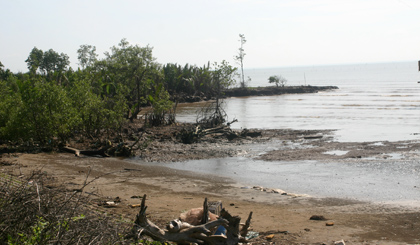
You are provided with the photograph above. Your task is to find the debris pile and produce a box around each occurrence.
[129,195,255,245]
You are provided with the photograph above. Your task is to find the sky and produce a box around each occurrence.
[1,0,420,72]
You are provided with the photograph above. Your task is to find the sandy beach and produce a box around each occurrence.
[2,127,420,244]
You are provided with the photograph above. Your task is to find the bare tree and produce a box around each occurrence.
[235,34,247,88]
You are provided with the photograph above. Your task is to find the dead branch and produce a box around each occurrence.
[62,146,110,157]
[201,197,209,225]
[240,211,253,237]
[131,195,253,245]
[131,194,227,244]
[226,119,238,126]
[220,208,241,244]
[179,123,239,144]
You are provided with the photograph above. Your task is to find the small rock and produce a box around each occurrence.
[265,234,275,240]
[310,215,327,221]
[326,222,334,226]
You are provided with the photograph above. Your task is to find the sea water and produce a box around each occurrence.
[176,61,420,142]
[145,61,420,205]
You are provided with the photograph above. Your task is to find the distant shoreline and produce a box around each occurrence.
[223,85,339,97]
[176,85,339,103]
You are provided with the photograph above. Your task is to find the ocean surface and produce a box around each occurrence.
[136,61,420,205]
[176,61,420,142]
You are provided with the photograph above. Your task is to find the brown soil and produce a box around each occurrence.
[1,125,420,244]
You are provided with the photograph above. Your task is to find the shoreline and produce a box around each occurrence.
[174,85,338,103]
[133,149,420,208]
[2,126,420,244]
[224,85,339,97]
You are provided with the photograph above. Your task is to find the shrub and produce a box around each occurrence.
[0,171,129,244]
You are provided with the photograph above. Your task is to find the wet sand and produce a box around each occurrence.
[150,155,420,206]
[3,134,420,245]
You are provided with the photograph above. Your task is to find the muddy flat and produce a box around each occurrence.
[2,128,420,244]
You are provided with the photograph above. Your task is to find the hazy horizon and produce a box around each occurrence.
[2,0,420,73]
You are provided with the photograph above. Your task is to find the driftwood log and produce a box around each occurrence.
[130,194,252,245]
[61,141,133,157]
[62,146,110,157]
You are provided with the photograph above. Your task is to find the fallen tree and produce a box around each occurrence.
[179,119,239,144]
[129,194,253,244]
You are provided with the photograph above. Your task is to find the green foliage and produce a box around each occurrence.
[68,79,114,137]
[0,78,21,140]
[7,215,85,244]
[268,75,287,87]
[77,44,98,69]
[9,216,49,244]
[25,47,44,75]
[163,61,238,100]
[148,83,173,115]
[1,172,128,244]
[25,48,70,76]
[212,60,237,91]
[146,83,174,126]
[195,61,237,128]
[25,47,70,83]
[0,61,13,81]
[162,63,196,95]
[0,38,241,145]
[102,39,161,120]
[14,78,75,142]
[0,75,127,144]
[40,49,70,76]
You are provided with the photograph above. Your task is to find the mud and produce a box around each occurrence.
[133,124,420,163]
[2,125,420,244]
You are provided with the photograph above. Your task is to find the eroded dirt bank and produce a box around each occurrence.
[2,127,420,244]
